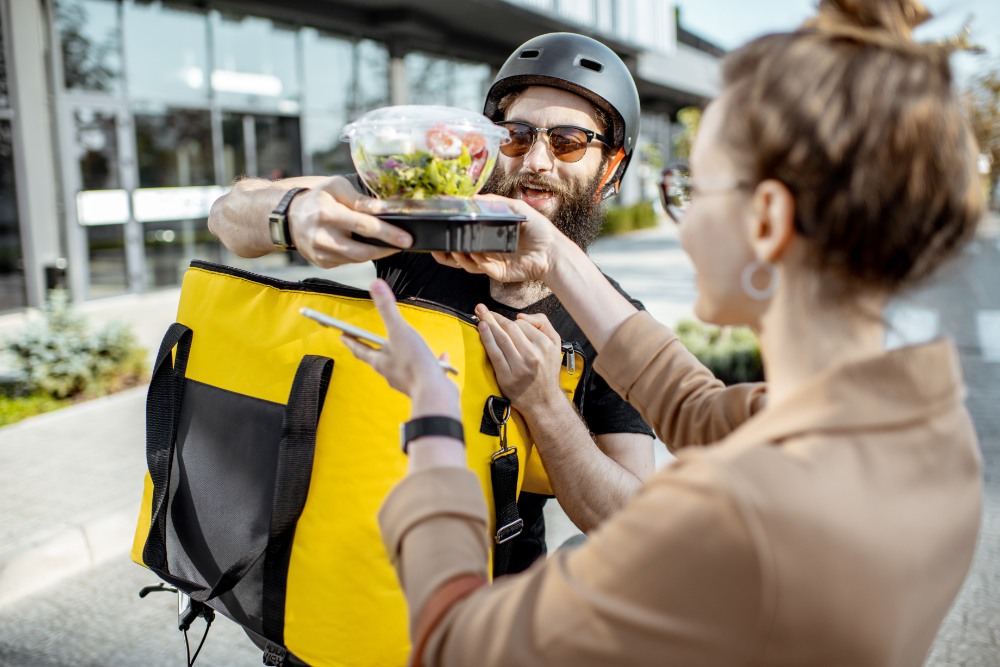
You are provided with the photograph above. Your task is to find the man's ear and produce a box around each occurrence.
[747,179,796,263]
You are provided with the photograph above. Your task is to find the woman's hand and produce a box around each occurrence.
[431,196,563,283]
[342,280,459,416]
[476,306,566,414]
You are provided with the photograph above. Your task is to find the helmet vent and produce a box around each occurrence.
[519,49,541,59]
[576,57,604,73]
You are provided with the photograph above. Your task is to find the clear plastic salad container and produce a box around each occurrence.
[340,105,510,202]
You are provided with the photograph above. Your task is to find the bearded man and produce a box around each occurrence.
[208,32,655,574]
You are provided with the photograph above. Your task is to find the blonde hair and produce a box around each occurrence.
[720,0,984,299]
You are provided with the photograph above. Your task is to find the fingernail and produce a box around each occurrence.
[395,234,411,247]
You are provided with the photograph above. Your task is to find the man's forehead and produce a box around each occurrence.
[508,86,596,113]
[504,86,602,127]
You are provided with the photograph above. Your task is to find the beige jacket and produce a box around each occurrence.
[379,312,982,666]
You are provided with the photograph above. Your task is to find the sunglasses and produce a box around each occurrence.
[660,161,755,224]
[497,121,613,163]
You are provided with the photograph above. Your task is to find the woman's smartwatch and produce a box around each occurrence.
[400,416,465,455]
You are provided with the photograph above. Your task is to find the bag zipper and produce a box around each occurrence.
[190,260,479,325]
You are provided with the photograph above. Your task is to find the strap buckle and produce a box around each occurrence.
[495,518,524,544]
[262,641,288,666]
[487,396,515,460]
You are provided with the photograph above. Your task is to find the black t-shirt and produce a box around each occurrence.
[375,252,654,572]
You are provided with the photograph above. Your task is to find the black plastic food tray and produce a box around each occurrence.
[354,213,522,253]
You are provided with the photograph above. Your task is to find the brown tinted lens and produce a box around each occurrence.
[498,123,534,157]
[549,127,589,162]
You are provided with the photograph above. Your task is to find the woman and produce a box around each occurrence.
[342,1,985,664]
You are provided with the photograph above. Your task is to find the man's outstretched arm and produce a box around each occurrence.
[208,175,413,267]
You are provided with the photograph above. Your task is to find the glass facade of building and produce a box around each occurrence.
[0,2,25,311]
[50,0,492,301]
[0,0,701,310]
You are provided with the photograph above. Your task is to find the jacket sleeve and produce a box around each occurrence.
[379,467,490,629]
[380,457,765,667]
[593,311,766,450]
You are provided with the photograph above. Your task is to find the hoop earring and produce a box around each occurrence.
[741,261,777,300]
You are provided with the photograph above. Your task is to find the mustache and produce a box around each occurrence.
[493,170,572,198]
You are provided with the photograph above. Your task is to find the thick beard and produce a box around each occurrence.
[481,164,606,251]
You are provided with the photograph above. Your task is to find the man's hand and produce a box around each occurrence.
[476,306,566,413]
[431,196,563,283]
[289,176,414,268]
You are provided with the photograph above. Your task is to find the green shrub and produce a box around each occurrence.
[675,319,764,386]
[4,289,148,400]
[632,200,657,230]
[600,200,659,237]
[602,205,634,236]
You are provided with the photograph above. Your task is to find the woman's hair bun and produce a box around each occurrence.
[807,0,931,41]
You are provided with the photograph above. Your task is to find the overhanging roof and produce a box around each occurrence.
[201,0,723,115]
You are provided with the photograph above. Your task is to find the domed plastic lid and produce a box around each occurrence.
[341,105,509,150]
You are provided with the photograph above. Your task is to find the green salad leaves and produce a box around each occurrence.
[356,128,494,199]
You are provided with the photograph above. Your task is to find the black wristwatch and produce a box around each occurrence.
[400,416,465,455]
[268,187,310,250]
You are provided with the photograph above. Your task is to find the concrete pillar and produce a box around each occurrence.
[6,0,64,307]
[389,55,409,106]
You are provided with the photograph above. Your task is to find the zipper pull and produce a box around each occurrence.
[561,342,577,375]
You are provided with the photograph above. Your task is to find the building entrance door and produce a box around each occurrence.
[221,112,302,182]
[65,103,142,298]
[0,118,26,311]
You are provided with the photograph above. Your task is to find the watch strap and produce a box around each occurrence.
[401,416,465,455]
[269,187,309,250]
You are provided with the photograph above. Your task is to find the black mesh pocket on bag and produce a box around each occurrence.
[165,379,284,632]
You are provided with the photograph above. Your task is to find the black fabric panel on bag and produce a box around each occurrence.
[144,323,193,574]
[262,355,334,645]
[165,379,286,632]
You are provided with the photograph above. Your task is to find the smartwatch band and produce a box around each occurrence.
[401,416,465,455]
[268,187,310,250]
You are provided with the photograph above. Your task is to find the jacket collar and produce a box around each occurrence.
[727,338,965,446]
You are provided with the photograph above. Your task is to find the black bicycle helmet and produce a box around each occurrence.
[484,32,641,201]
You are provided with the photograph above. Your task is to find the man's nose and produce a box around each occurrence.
[521,134,554,173]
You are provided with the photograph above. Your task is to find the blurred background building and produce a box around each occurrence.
[0,0,724,311]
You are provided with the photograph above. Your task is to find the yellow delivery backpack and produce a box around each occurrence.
[131,260,584,666]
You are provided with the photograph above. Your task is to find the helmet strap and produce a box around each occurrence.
[596,148,627,202]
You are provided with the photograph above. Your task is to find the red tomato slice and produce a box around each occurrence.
[469,153,487,183]
[463,132,486,157]
[426,128,463,159]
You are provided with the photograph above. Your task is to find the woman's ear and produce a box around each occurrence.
[748,179,796,263]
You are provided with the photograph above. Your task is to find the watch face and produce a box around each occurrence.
[270,187,309,249]
[269,215,288,248]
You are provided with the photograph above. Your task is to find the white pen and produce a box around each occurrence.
[300,307,459,376]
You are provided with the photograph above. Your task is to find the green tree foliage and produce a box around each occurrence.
[673,107,702,160]
[964,69,1000,208]
[964,68,1000,210]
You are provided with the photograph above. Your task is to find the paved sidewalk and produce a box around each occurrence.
[0,217,997,665]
